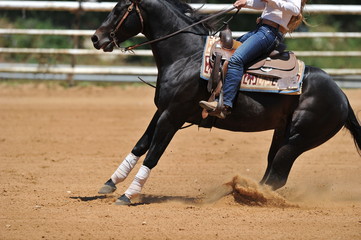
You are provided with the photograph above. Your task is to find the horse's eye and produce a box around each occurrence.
[113,6,123,16]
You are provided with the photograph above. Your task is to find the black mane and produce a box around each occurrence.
[164,0,220,32]
[165,0,194,14]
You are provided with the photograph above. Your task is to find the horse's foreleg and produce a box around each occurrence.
[131,111,161,157]
[98,111,160,194]
[116,110,185,205]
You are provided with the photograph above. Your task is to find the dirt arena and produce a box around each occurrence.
[0,83,360,240]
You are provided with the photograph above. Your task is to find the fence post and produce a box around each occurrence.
[67,0,83,86]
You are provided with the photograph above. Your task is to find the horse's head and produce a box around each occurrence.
[91,0,144,52]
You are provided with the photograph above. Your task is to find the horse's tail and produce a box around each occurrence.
[344,99,361,156]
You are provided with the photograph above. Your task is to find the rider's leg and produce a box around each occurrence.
[223,25,280,108]
[200,25,281,118]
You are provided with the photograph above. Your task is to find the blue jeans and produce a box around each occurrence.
[223,25,283,108]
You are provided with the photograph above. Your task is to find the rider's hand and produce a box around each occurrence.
[233,0,247,9]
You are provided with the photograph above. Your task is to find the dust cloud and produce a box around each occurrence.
[202,175,295,207]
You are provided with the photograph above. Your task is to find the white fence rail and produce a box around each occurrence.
[2,64,361,76]
[1,48,360,58]
[2,29,361,39]
[1,1,361,87]
[0,64,158,75]
[1,1,361,14]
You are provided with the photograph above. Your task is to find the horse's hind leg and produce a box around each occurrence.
[98,111,160,194]
[263,107,347,190]
[260,121,290,185]
[263,119,347,190]
[262,69,351,190]
[262,143,303,189]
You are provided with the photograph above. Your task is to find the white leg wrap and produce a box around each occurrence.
[124,165,151,199]
[111,153,140,184]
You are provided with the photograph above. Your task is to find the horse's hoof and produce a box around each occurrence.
[114,194,131,206]
[98,179,117,194]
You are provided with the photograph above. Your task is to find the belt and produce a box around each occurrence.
[261,19,287,34]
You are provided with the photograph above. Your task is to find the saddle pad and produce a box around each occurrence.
[200,36,219,81]
[240,60,305,95]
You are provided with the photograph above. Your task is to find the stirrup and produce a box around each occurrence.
[208,104,231,119]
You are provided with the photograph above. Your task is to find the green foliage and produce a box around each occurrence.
[11,19,72,49]
[1,0,361,69]
[1,18,73,63]
[285,8,361,69]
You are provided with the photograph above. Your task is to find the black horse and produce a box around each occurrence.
[91,0,361,204]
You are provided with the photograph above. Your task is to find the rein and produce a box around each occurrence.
[109,3,238,131]
[110,2,237,51]
[110,2,144,48]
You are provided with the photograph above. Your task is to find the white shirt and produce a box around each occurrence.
[245,0,301,30]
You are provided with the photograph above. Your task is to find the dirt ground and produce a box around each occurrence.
[0,83,360,240]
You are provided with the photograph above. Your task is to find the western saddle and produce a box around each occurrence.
[205,27,300,116]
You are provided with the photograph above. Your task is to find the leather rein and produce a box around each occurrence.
[109,1,237,51]
[109,2,237,130]
[110,2,144,48]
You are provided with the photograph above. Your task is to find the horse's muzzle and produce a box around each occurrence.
[91,33,114,52]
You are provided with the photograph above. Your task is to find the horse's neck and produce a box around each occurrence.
[142,2,206,70]
[149,34,204,71]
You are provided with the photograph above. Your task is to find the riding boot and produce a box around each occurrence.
[199,100,231,119]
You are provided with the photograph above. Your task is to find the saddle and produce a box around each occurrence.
[207,27,299,93]
[202,27,304,119]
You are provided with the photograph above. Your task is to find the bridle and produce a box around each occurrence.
[109,1,237,51]
[110,1,144,48]
[106,1,239,130]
